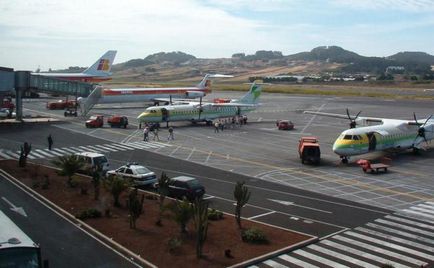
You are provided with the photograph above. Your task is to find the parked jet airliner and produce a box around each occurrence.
[32,50,117,83]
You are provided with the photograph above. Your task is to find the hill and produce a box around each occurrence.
[52,47,434,82]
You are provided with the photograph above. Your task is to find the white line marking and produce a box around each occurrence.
[344,231,431,263]
[0,151,12,159]
[295,249,350,268]
[205,151,212,163]
[186,148,195,161]
[248,211,275,220]
[321,239,410,268]
[309,244,378,268]
[301,103,326,134]
[366,222,434,245]
[375,218,434,237]
[278,254,320,268]
[169,145,181,156]
[43,149,63,156]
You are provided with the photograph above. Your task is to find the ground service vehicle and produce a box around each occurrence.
[276,120,294,130]
[298,137,321,164]
[64,107,78,117]
[46,100,77,110]
[106,163,157,187]
[85,115,104,128]
[75,152,110,174]
[167,176,205,200]
[107,115,128,128]
[357,159,390,173]
[0,210,47,268]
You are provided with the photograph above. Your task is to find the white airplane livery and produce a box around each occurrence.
[32,50,117,83]
[304,109,434,163]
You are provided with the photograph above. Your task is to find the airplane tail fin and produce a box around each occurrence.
[83,50,117,76]
[235,83,262,104]
[196,74,233,89]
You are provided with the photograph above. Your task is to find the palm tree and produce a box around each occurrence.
[52,155,85,187]
[104,174,130,207]
[156,172,171,226]
[234,181,251,229]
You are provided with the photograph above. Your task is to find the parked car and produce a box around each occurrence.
[46,99,77,110]
[0,108,15,119]
[167,176,205,200]
[85,115,104,128]
[107,115,128,128]
[74,152,110,174]
[276,120,294,130]
[106,163,157,188]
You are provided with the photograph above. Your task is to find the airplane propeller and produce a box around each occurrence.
[346,108,362,128]
[412,113,433,146]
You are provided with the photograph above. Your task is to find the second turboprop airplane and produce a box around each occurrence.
[304,109,434,163]
[137,83,262,125]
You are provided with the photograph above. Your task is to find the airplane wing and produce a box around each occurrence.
[211,102,259,107]
[303,111,384,123]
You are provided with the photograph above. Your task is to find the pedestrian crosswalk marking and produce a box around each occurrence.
[28,151,45,158]
[0,151,12,159]
[375,218,434,237]
[94,144,117,152]
[278,254,320,268]
[400,209,434,221]
[356,226,434,254]
[43,149,63,157]
[385,214,434,231]
[308,244,377,268]
[321,239,409,268]
[263,260,286,268]
[295,250,350,268]
[344,231,431,263]
[366,222,434,245]
[253,202,434,268]
[0,142,173,161]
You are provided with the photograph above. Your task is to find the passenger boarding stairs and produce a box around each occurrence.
[79,86,102,116]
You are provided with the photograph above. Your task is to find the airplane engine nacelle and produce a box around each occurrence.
[185,91,206,98]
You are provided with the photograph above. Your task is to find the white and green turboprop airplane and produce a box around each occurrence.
[304,109,434,163]
[137,83,262,125]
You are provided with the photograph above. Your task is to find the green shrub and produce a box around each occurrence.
[41,175,50,189]
[168,237,182,254]
[208,208,224,221]
[241,228,268,244]
[76,208,102,220]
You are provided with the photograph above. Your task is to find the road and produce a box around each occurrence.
[0,173,140,268]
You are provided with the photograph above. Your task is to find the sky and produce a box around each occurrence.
[1,0,434,71]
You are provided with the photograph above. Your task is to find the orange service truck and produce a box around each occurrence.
[298,137,321,165]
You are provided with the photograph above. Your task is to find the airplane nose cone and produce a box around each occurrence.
[332,141,346,156]
[137,112,147,122]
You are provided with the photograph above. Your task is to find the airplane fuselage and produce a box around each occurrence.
[333,120,434,157]
[99,87,210,104]
[138,103,255,123]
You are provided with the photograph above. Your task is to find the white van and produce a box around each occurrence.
[74,152,110,174]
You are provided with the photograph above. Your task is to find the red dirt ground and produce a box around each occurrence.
[0,160,312,267]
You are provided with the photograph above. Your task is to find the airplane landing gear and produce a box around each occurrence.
[341,156,349,164]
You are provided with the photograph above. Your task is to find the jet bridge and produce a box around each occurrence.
[0,68,97,120]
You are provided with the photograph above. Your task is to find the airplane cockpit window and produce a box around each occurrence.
[343,135,352,140]
[353,135,359,140]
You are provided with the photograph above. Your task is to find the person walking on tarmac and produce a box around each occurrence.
[143,127,149,142]
[167,126,174,140]
[152,128,160,141]
[214,121,220,133]
[47,134,53,150]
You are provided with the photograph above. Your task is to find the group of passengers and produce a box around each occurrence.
[213,115,247,133]
[142,122,174,141]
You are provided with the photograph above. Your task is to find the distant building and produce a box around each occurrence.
[386,66,405,74]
